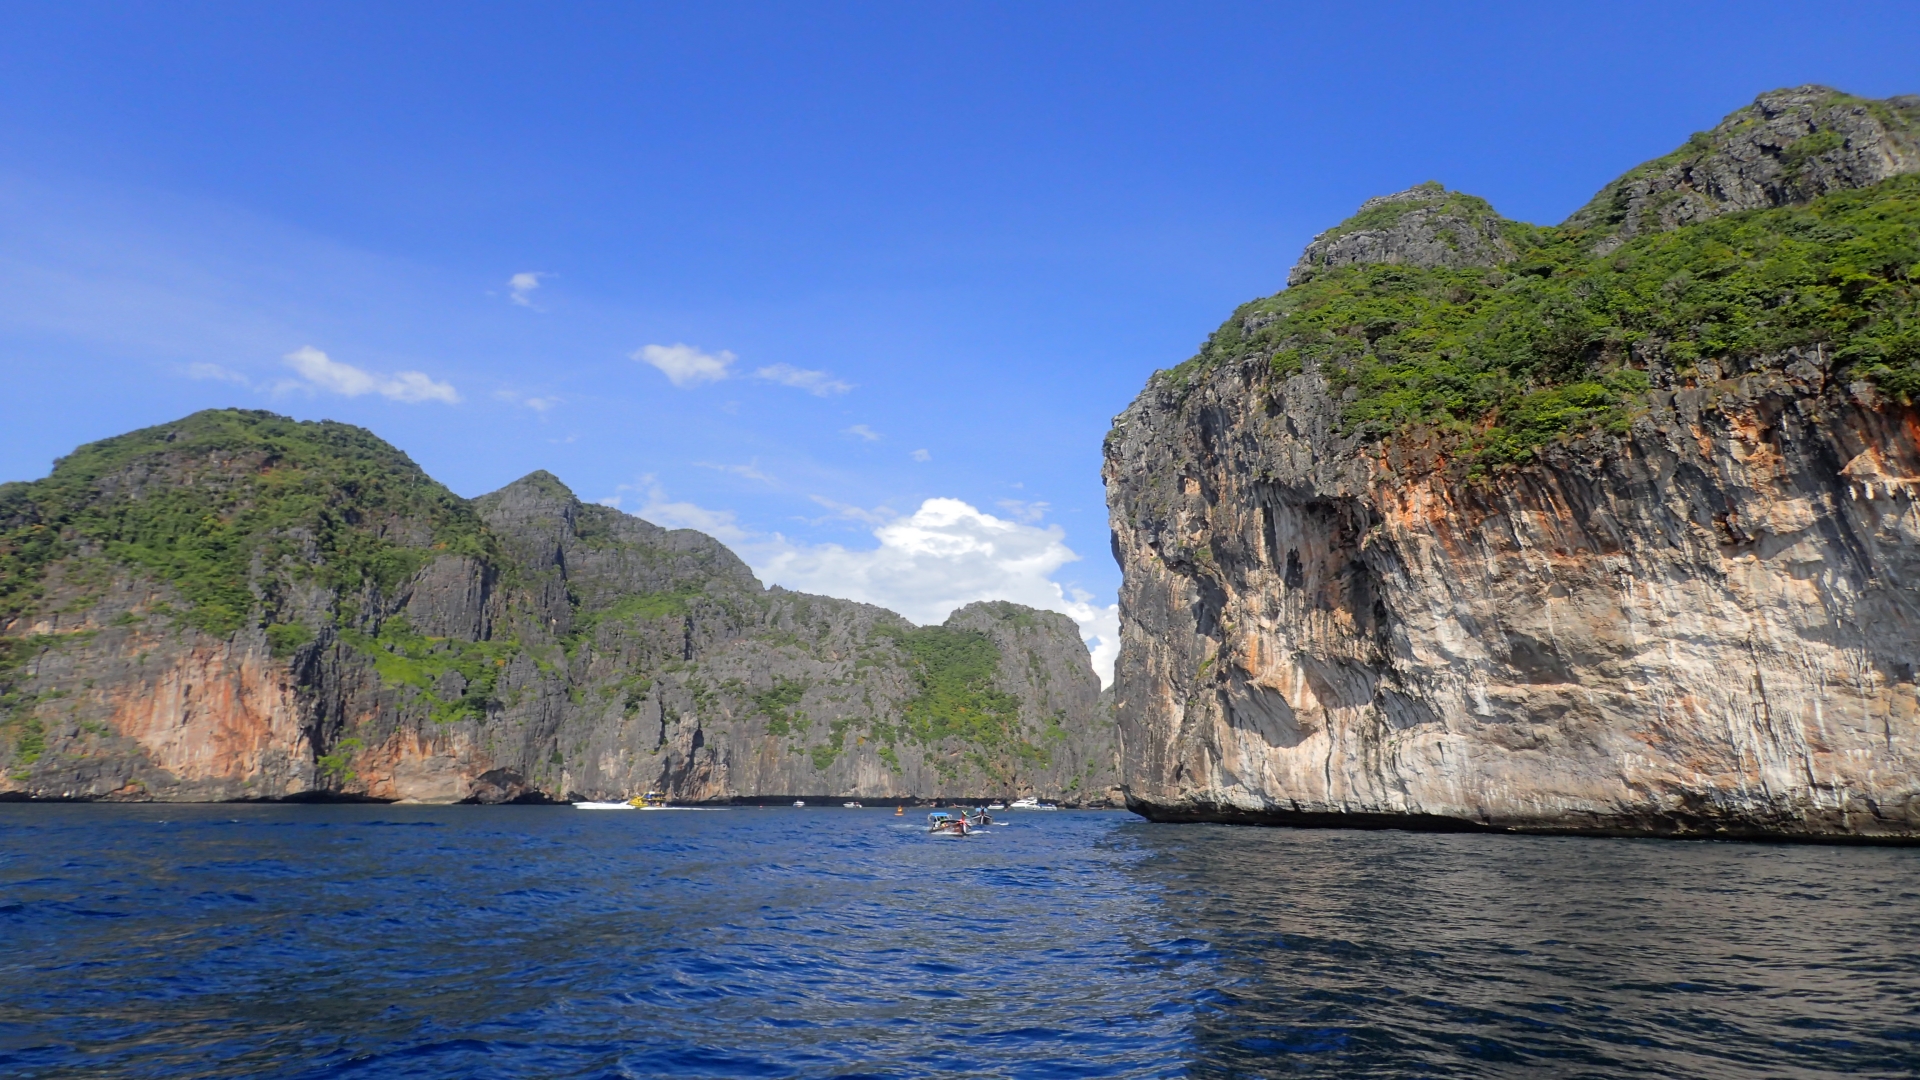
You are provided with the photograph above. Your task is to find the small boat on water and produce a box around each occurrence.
[1008,797,1059,811]
[894,806,904,816]
[843,801,863,808]
[926,811,975,837]
[987,803,1006,811]
[794,800,806,808]
[576,790,670,810]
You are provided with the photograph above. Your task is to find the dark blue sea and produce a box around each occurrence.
[2,805,1917,1079]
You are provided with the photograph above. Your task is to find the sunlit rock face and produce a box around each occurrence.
[1104,88,1920,841]
[0,415,1118,806]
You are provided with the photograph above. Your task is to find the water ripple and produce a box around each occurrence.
[1,805,1917,1077]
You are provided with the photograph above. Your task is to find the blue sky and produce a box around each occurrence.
[2,2,1916,681]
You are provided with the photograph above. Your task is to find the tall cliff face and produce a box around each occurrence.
[1105,88,1920,840]
[0,412,1117,804]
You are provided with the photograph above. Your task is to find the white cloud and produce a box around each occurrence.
[598,476,750,544]
[508,271,547,308]
[636,342,734,388]
[754,363,853,396]
[494,389,560,413]
[911,448,930,462]
[843,424,882,441]
[996,499,1050,523]
[283,346,460,404]
[746,497,1118,686]
[808,494,894,525]
[646,498,749,543]
[697,459,773,483]
[186,362,250,385]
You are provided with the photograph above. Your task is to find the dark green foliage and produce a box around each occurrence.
[265,621,314,658]
[1568,88,1920,235]
[879,625,1048,779]
[339,617,516,724]
[620,675,653,716]
[755,677,809,737]
[316,737,363,783]
[0,409,491,635]
[968,600,1039,629]
[1179,175,1920,466]
[1313,181,1536,252]
[753,677,807,716]
[0,636,28,717]
[579,589,701,631]
[5,701,46,775]
[808,740,842,771]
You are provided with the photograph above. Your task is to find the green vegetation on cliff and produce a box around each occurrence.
[1567,90,1920,236]
[339,617,516,724]
[877,625,1046,780]
[0,409,490,635]
[1314,181,1532,250]
[1178,174,1920,467]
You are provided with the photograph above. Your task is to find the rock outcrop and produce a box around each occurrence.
[1105,88,1920,841]
[0,412,1118,804]
[1568,85,1920,251]
[1287,182,1523,286]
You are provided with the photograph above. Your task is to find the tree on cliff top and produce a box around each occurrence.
[1164,86,1920,472]
[0,408,489,635]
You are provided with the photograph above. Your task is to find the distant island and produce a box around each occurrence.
[0,410,1118,804]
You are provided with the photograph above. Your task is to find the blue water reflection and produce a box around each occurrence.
[1,804,1915,1078]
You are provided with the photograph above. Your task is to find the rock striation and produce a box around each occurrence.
[0,412,1117,804]
[1105,87,1920,841]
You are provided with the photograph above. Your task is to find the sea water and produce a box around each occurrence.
[1,804,1916,1078]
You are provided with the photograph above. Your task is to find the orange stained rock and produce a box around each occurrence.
[108,640,306,785]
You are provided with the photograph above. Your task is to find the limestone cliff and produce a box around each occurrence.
[1105,87,1920,840]
[0,411,1117,804]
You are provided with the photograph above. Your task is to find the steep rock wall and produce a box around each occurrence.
[1105,87,1920,840]
[1107,349,1919,839]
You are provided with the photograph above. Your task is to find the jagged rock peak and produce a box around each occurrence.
[474,470,578,515]
[1287,181,1524,287]
[1566,85,1920,249]
[472,469,584,556]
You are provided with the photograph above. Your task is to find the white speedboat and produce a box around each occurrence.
[843,801,862,808]
[1008,797,1058,811]
[793,800,806,807]
[987,803,1006,811]
[576,790,670,810]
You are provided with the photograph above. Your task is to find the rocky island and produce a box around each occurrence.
[1105,86,1920,840]
[0,410,1118,804]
